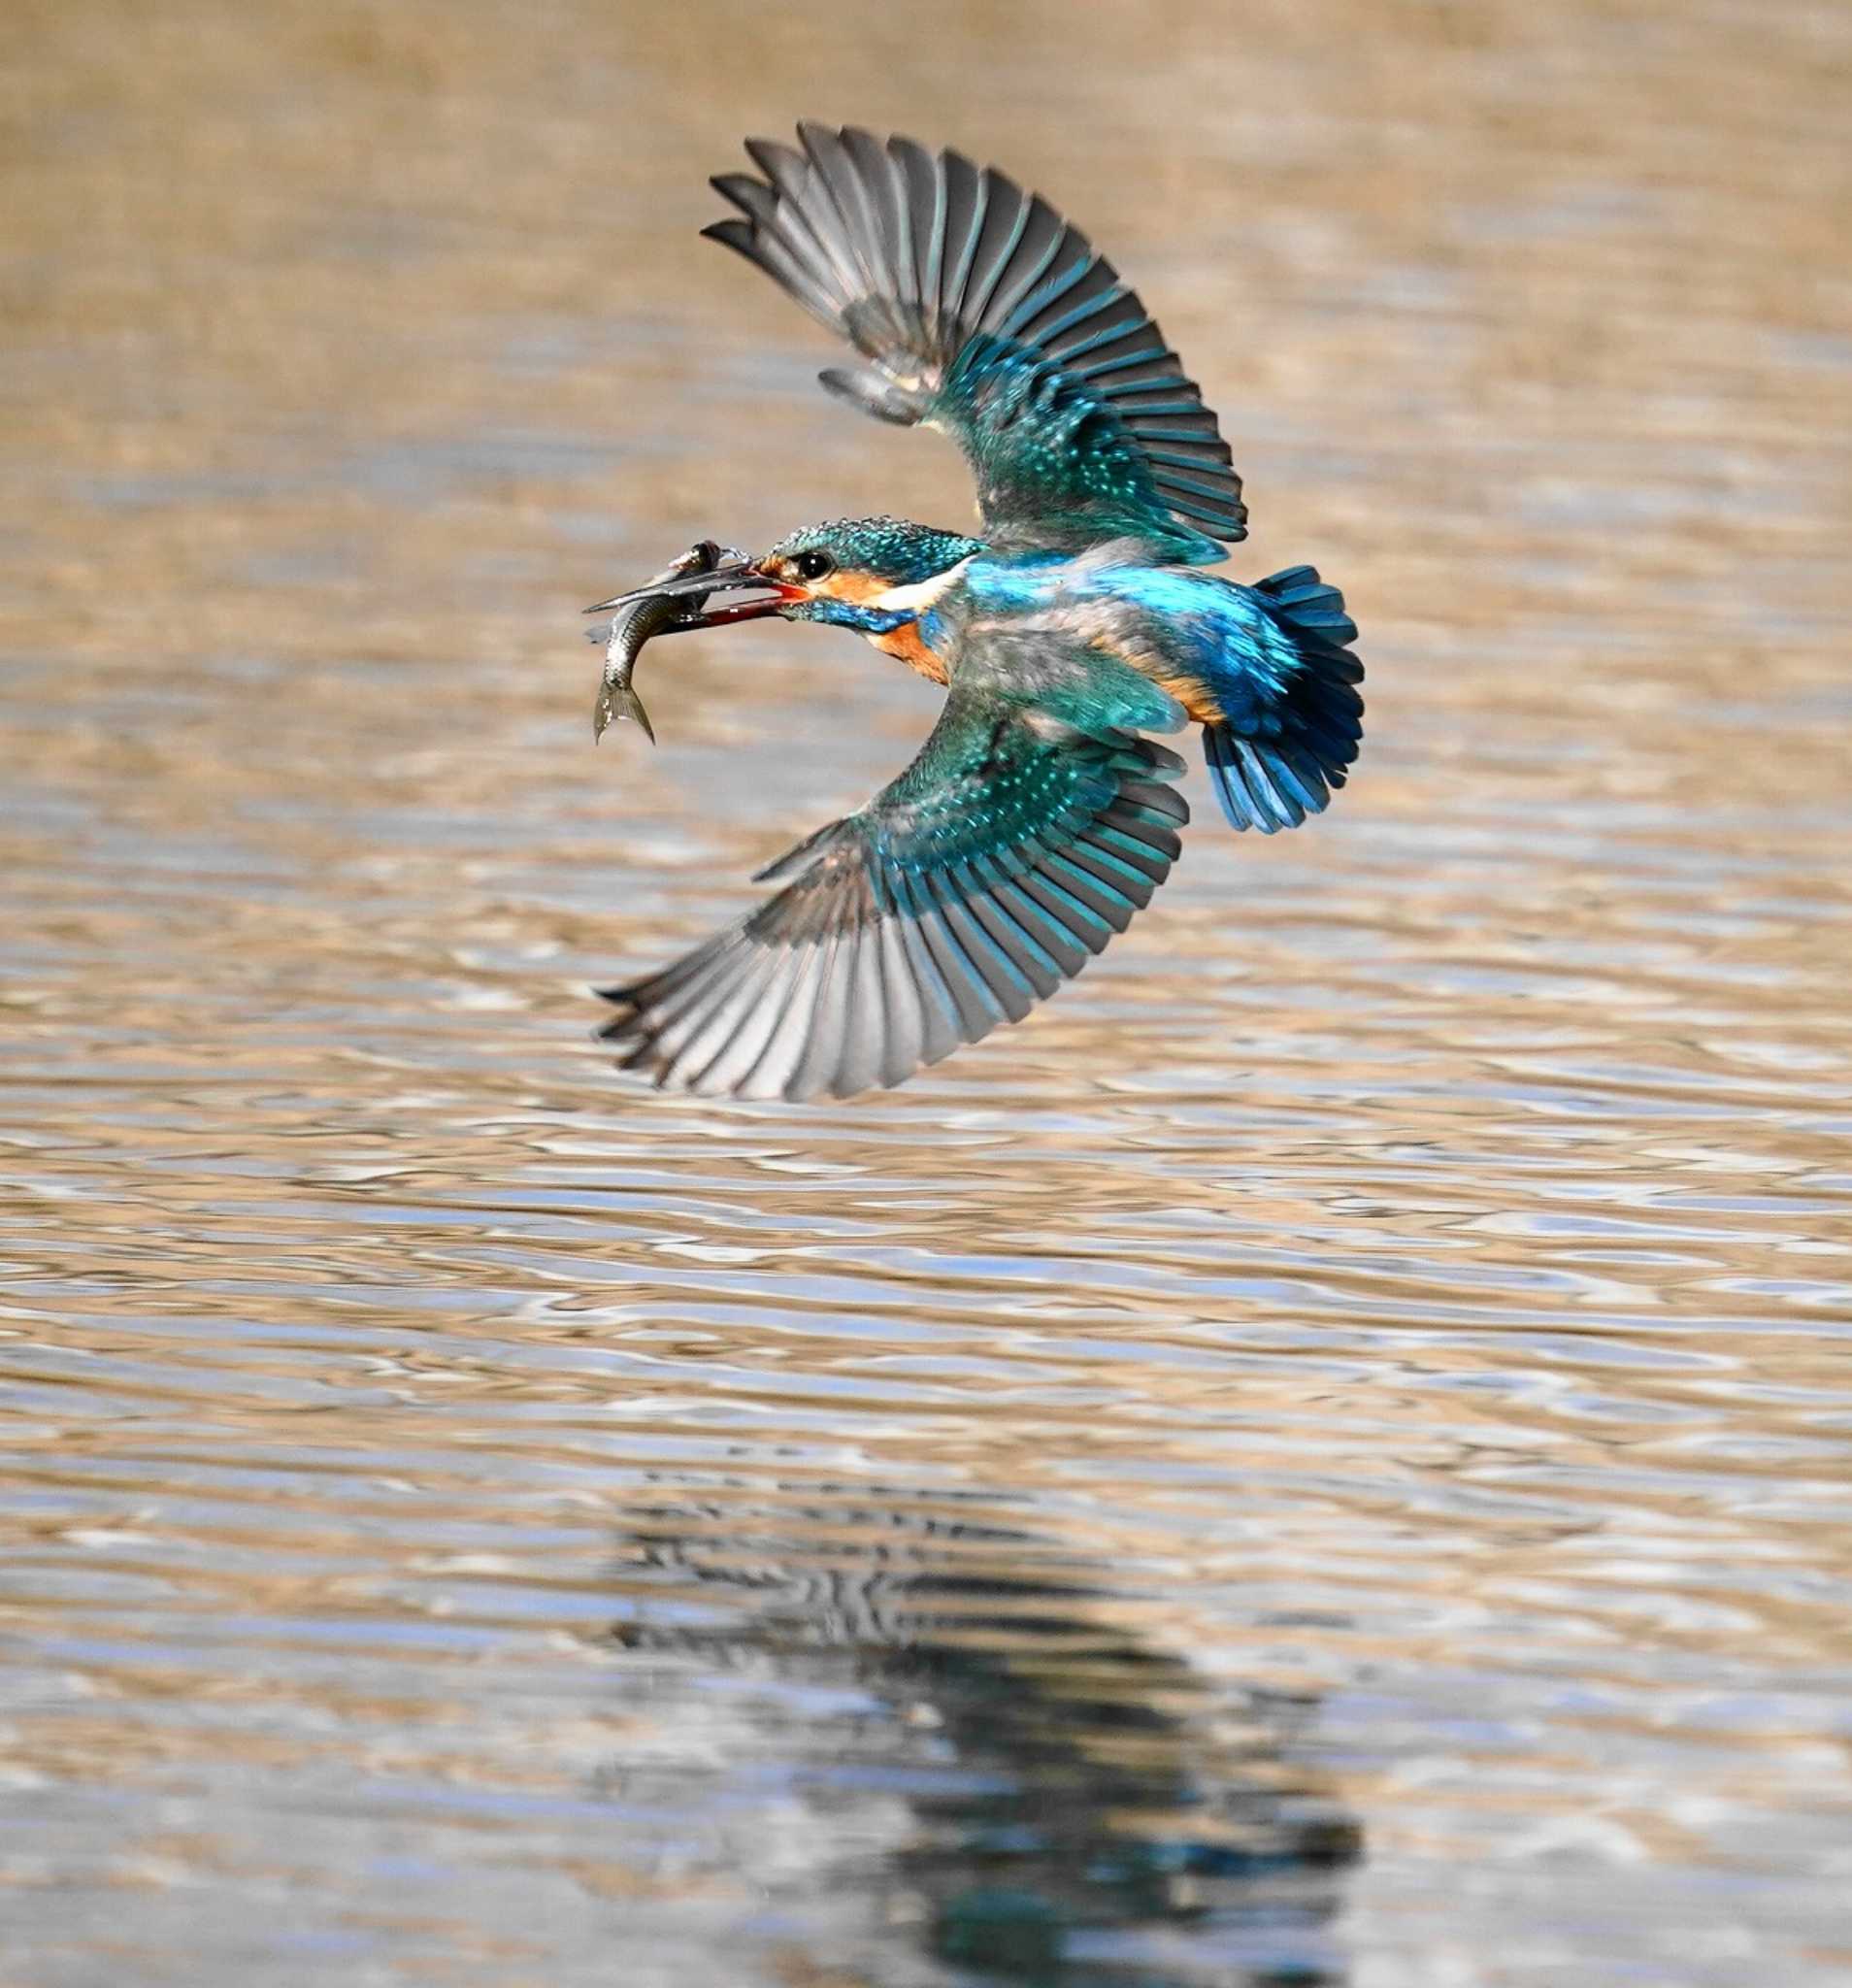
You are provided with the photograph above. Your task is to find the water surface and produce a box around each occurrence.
[4,3,1851,1983]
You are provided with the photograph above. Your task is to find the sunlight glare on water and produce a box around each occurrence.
[2,2,1850,1983]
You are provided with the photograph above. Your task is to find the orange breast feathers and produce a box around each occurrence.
[1146,667,1225,725]
[961,590,1228,726]
[870,618,949,684]
[1081,626,1226,725]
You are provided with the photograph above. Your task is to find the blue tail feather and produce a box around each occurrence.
[1205,566,1363,834]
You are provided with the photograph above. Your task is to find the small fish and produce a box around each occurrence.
[591,540,746,745]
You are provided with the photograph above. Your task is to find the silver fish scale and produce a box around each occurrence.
[592,541,747,743]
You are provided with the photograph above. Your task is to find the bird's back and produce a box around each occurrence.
[938,546,1294,707]
[926,545,1363,835]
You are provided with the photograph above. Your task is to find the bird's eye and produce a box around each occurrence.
[793,549,835,582]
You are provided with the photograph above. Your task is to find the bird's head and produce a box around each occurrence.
[754,516,981,618]
[587,517,980,637]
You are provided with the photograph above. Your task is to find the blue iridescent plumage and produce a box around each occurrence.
[593,127,1365,1100]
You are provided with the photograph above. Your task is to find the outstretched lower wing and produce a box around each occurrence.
[704,123,1245,555]
[598,665,1190,1102]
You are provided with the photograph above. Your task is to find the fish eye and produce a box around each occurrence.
[793,549,835,582]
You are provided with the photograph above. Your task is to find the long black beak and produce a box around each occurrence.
[582,561,792,617]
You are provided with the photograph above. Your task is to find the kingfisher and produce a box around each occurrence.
[586,124,1363,1102]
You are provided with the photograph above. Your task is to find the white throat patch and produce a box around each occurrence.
[872,554,974,613]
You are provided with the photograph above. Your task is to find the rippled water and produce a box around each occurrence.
[5,3,1851,1983]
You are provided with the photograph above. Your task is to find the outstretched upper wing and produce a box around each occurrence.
[597,641,1191,1102]
[704,123,1245,554]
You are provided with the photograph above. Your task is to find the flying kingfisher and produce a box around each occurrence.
[586,124,1363,1102]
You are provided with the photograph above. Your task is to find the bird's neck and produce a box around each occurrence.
[868,617,949,685]
[790,593,947,683]
[860,553,972,684]
[798,555,974,686]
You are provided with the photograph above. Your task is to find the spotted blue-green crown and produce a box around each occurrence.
[768,516,981,585]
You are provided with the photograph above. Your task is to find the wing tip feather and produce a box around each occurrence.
[595,704,1189,1102]
[701,122,1245,545]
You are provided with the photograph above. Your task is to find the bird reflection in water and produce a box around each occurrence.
[606,1486,1360,1985]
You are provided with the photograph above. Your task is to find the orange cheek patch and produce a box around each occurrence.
[816,570,887,606]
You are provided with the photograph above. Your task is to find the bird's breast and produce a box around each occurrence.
[1141,663,1225,725]
[966,583,1229,725]
[868,620,949,685]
